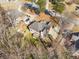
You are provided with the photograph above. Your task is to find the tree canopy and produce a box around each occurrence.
[50,0,64,4]
[36,0,46,12]
[50,0,65,13]
[53,3,65,13]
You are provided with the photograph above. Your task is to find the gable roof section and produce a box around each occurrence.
[29,22,39,32]
[35,12,52,21]
[29,21,52,32]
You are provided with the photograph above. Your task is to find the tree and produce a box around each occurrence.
[36,0,46,12]
[50,0,64,4]
[53,3,65,13]
[50,0,65,13]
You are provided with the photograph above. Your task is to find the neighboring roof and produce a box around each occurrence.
[63,12,79,25]
[64,3,76,12]
[71,13,79,19]
[69,13,79,25]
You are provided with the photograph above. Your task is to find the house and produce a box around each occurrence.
[21,14,52,38]
[69,32,79,56]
